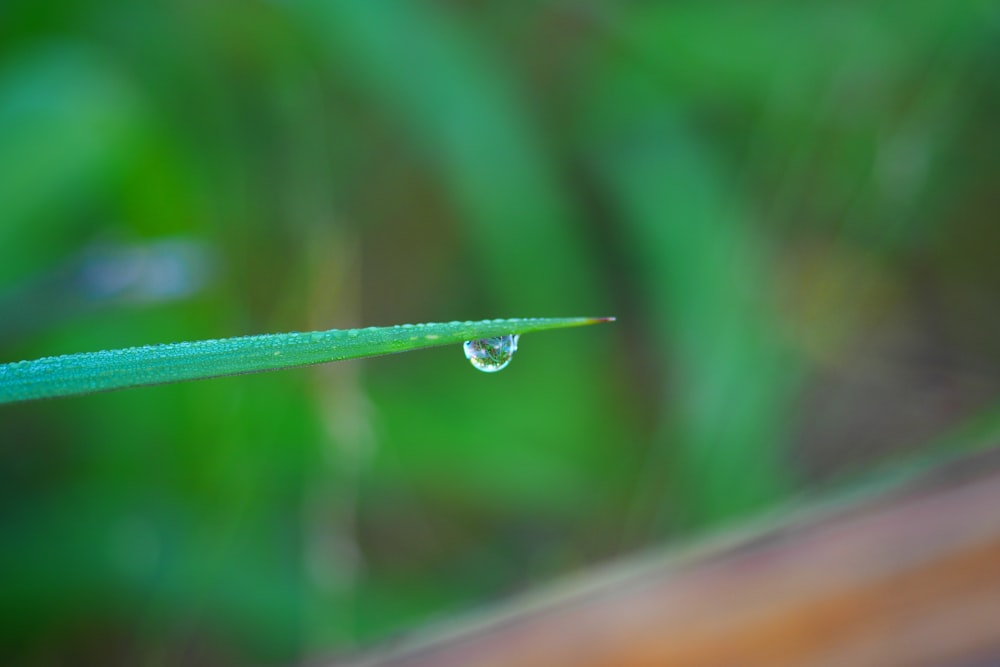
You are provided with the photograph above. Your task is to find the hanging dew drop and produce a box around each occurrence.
[463,334,519,373]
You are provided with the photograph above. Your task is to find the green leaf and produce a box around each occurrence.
[0,317,613,404]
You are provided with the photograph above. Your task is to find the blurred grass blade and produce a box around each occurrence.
[0,45,144,286]
[0,317,613,403]
[295,1,601,312]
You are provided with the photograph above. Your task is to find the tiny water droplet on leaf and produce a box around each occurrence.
[463,335,519,373]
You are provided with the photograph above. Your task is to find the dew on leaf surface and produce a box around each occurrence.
[463,335,519,373]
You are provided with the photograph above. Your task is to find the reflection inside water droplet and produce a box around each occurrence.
[463,335,519,373]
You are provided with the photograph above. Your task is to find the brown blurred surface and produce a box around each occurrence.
[333,449,1000,667]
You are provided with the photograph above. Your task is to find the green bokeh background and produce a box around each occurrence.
[2,1,999,664]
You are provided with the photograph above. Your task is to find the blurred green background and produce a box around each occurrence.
[2,0,999,664]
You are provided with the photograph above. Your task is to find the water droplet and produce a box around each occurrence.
[463,335,519,373]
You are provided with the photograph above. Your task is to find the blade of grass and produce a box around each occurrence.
[0,317,614,404]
